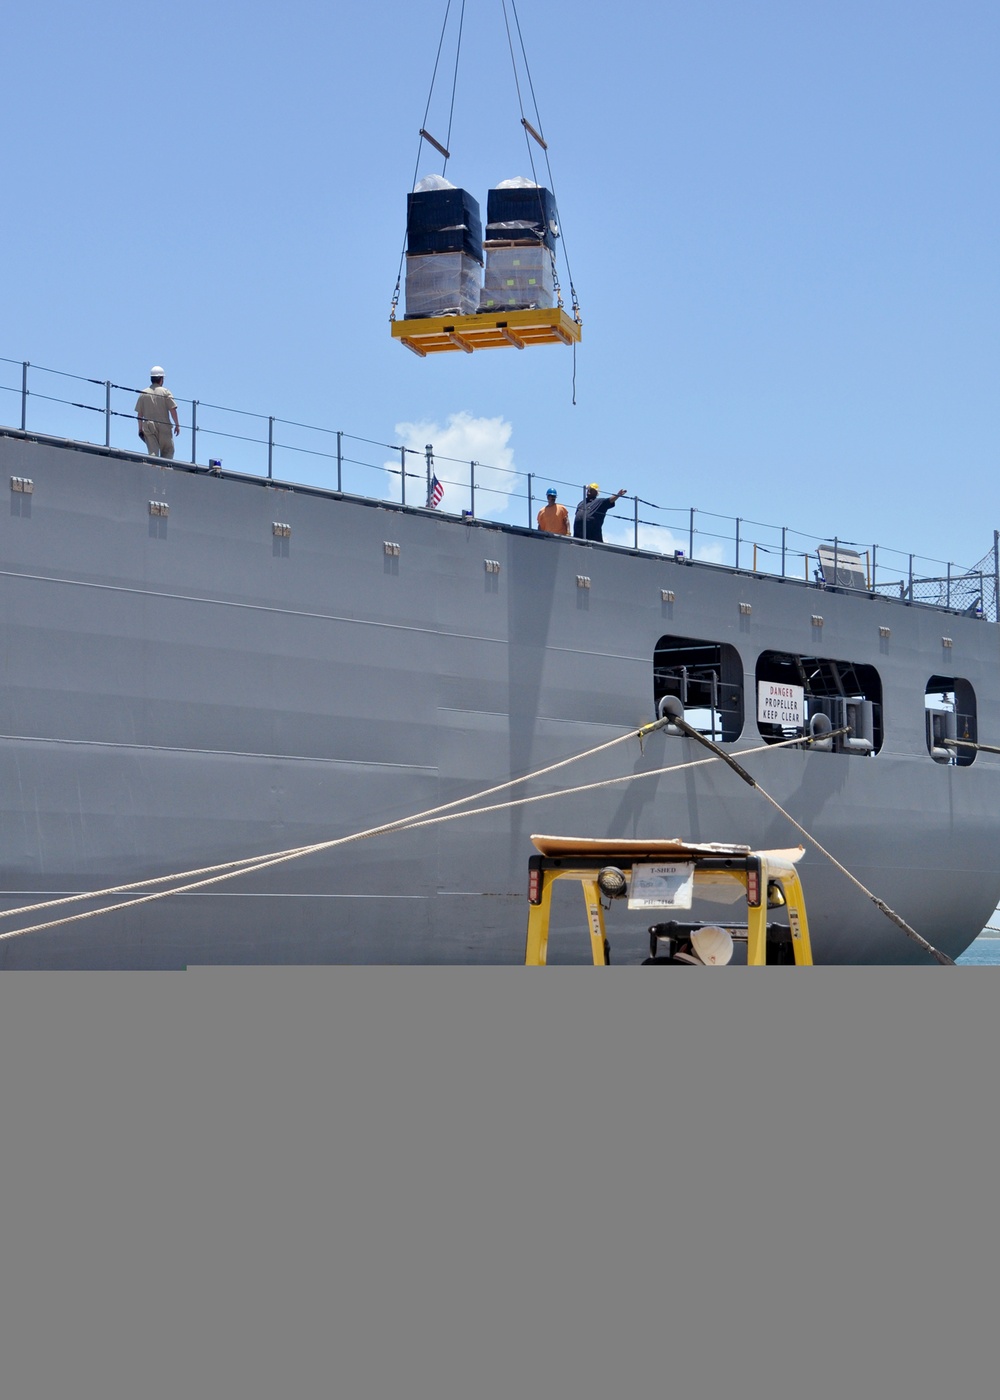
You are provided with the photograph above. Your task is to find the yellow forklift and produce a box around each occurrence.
[525,836,814,967]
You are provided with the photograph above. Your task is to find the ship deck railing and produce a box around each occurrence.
[2,352,997,623]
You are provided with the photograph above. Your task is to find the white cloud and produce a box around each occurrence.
[602,517,726,564]
[381,426,727,564]
[388,412,520,516]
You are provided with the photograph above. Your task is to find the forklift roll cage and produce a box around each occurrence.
[524,840,813,967]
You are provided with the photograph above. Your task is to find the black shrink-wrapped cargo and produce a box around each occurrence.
[485,185,558,251]
[406,189,483,261]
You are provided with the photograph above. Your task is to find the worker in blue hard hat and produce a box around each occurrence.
[573,482,627,542]
[536,487,570,535]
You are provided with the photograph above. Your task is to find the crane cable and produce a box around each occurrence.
[391,0,469,321]
[390,0,582,405]
[501,0,580,401]
[502,0,580,324]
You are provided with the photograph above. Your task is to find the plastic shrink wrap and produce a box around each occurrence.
[479,245,555,311]
[407,185,483,261]
[405,251,483,318]
[485,180,558,252]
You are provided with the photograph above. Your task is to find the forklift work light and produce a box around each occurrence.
[597,866,628,900]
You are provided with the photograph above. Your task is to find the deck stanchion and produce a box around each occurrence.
[104,381,111,447]
[470,461,476,517]
[527,472,533,528]
[191,400,198,465]
[267,416,274,480]
[634,494,639,550]
[947,562,952,609]
[908,554,914,603]
[736,518,741,571]
[400,446,407,505]
[781,526,787,578]
[21,361,28,431]
[993,531,999,620]
[689,508,695,561]
[337,431,343,492]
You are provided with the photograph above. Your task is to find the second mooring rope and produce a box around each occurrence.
[0,725,821,943]
[0,720,957,962]
[668,715,954,965]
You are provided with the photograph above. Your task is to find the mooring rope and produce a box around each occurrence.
[0,718,670,932]
[944,737,1000,756]
[668,715,955,965]
[0,724,822,943]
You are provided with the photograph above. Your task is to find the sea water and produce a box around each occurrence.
[956,936,1000,965]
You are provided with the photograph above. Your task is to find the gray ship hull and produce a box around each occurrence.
[2,431,998,966]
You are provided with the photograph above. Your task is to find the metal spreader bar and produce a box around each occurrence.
[521,116,547,149]
[419,128,451,159]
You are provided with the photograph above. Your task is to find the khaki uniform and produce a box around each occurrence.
[135,385,178,459]
[537,501,570,535]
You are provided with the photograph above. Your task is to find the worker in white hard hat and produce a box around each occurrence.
[135,366,180,459]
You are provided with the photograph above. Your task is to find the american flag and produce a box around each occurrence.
[427,473,444,509]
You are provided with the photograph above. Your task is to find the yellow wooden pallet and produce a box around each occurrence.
[391,306,582,356]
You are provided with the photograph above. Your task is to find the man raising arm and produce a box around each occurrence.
[572,483,627,542]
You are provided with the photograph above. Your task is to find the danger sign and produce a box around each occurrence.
[757,681,804,728]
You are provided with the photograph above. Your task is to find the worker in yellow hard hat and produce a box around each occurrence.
[573,482,627,542]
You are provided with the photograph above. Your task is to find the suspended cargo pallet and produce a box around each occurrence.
[391,307,581,357]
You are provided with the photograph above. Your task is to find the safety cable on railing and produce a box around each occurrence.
[196,399,269,421]
[2,353,995,612]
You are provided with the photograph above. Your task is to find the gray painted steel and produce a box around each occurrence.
[1,430,999,966]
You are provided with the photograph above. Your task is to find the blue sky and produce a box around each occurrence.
[2,0,998,574]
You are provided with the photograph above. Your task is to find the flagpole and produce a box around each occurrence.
[425,444,434,507]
